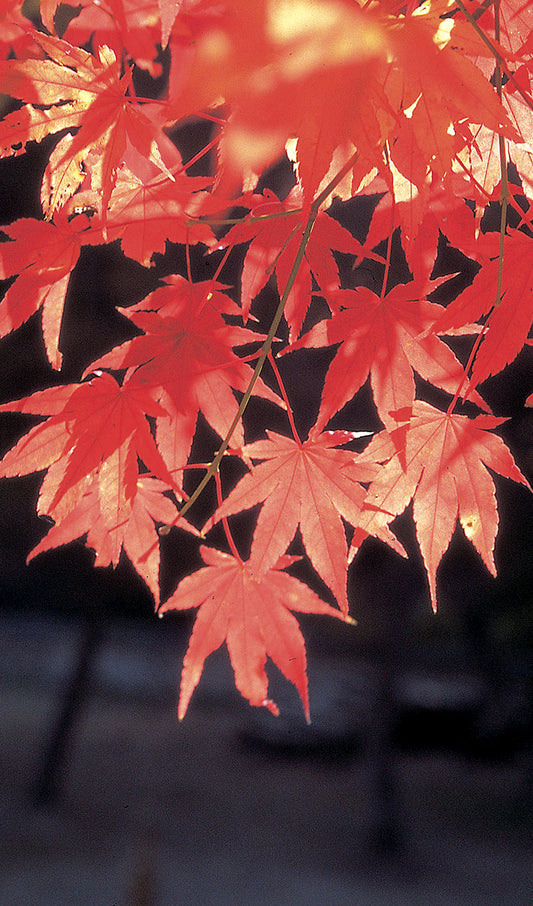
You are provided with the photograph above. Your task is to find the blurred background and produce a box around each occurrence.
[1,65,533,904]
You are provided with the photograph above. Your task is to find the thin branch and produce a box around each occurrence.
[186,207,304,228]
[494,0,509,308]
[448,0,508,414]
[176,152,359,520]
[453,0,533,113]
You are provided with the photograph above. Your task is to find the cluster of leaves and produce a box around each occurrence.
[0,0,532,719]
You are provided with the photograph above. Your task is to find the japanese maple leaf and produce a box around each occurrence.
[285,1,514,202]
[0,0,36,59]
[0,213,104,369]
[0,371,177,511]
[60,0,164,77]
[29,473,187,605]
[168,0,517,204]
[83,276,281,473]
[205,429,406,614]
[159,545,349,720]
[455,72,533,200]
[384,3,520,189]
[350,401,530,611]
[449,0,533,198]
[216,188,372,340]
[101,161,213,267]
[359,172,481,282]
[287,278,488,432]
[165,0,389,196]
[308,2,519,206]
[433,230,533,392]
[0,31,173,217]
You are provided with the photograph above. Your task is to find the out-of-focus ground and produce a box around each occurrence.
[1,607,532,906]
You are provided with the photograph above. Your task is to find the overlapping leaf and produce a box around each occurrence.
[99,161,213,266]
[0,372,199,601]
[350,401,530,611]
[83,276,282,473]
[0,31,174,216]
[434,230,533,391]
[0,213,105,368]
[386,2,520,191]
[448,0,533,199]
[30,471,184,604]
[287,278,489,431]
[163,0,518,206]
[165,0,389,195]
[0,0,35,59]
[359,173,483,281]
[0,371,176,505]
[61,0,165,76]
[206,428,406,614]
[216,187,374,339]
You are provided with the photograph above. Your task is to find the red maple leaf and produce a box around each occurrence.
[60,0,165,76]
[205,428,406,614]
[359,173,483,282]
[84,276,282,473]
[159,545,349,720]
[434,230,533,392]
[288,0,509,205]
[29,473,188,605]
[350,401,530,611]
[0,371,177,509]
[0,213,105,369]
[0,1,37,60]
[0,31,174,218]
[287,277,488,432]
[163,0,518,205]
[0,373,201,600]
[101,160,213,267]
[453,1,533,197]
[165,0,389,196]
[216,187,373,340]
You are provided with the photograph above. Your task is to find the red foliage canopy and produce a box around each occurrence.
[0,0,531,718]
